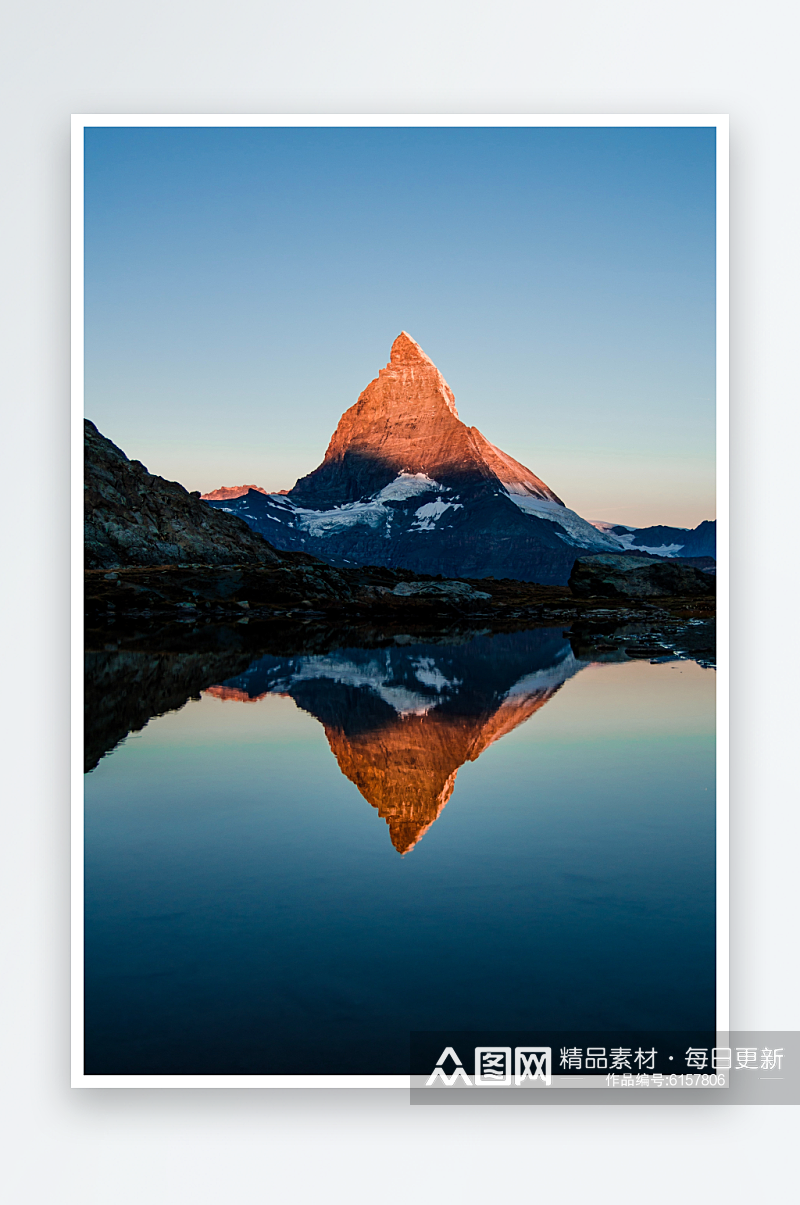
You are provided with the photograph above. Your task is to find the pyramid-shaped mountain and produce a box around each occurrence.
[207,333,621,583]
[290,331,563,507]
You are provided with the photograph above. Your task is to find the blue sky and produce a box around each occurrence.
[84,125,716,527]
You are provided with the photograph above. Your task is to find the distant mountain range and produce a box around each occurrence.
[590,519,716,558]
[206,333,714,584]
[201,485,288,500]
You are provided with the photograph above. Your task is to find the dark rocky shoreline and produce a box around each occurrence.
[86,554,714,624]
[87,605,716,666]
[86,534,716,676]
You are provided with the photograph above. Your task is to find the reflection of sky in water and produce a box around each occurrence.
[84,638,715,1075]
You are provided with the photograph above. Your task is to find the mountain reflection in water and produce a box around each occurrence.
[84,623,716,1073]
[204,630,584,853]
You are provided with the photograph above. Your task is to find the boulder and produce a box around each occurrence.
[391,580,491,601]
[569,554,714,599]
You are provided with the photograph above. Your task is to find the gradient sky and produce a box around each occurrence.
[84,125,716,528]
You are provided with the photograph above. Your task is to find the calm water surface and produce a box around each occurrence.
[84,628,715,1073]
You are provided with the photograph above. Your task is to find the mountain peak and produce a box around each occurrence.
[390,331,433,366]
[288,333,561,508]
[210,334,626,575]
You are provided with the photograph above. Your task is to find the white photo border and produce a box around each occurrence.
[71,112,729,1088]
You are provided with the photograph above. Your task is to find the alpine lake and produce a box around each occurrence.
[84,614,716,1075]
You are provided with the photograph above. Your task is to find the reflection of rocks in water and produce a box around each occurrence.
[85,648,255,772]
[208,629,584,854]
[86,616,713,803]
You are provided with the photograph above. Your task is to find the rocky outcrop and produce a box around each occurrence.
[85,420,286,569]
[385,580,491,602]
[569,553,715,599]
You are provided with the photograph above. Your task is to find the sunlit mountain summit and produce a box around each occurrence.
[206,333,622,584]
[206,629,586,853]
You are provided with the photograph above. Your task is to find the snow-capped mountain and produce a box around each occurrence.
[590,519,716,559]
[206,332,624,584]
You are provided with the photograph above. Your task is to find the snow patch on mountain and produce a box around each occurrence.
[590,519,638,534]
[272,475,439,537]
[592,522,684,556]
[294,501,387,536]
[261,648,470,717]
[251,472,447,538]
[503,649,586,697]
[274,653,438,716]
[410,657,463,693]
[613,533,684,556]
[412,498,463,530]
[375,472,444,502]
[504,493,624,550]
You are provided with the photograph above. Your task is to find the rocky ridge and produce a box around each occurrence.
[201,485,277,501]
[85,420,289,570]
